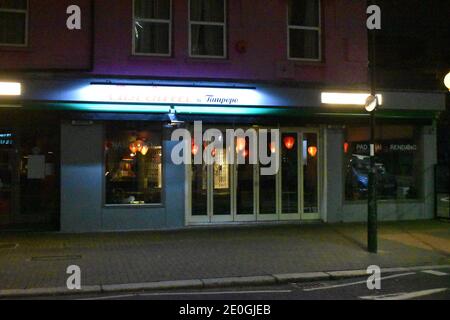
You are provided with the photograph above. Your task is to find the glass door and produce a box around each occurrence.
[257,131,279,221]
[190,155,209,223]
[0,147,14,226]
[211,133,233,222]
[280,131,301,220]
[235,135,257,222]
[302,131,320,220]
[189,129,233,223]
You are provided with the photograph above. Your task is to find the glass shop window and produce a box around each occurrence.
[189,0,226,58]
[288,0,321,60]
[344,125,422,201]
[0,0,28,46]
[105,124,163,205]
[133,0,172,56]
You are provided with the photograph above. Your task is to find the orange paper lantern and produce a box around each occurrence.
[140,144,149,156]
[308,146,318,158]
[129,142,138,154]
[283,136,295,150]
[236,137,246,152]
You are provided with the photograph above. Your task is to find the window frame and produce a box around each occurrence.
[188,0,227,59]
[132,0,173,57]
[0,0,29,47]
[102,122,165,208]
[287,0,322,62]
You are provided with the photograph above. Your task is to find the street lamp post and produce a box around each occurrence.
[365,95,378,253]
[366,0,378,253]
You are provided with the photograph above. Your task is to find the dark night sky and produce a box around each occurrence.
[374,0,450,90]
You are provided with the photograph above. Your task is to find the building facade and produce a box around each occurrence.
[0,0,446,232]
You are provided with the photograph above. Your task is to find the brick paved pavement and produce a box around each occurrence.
[0,220,449,290]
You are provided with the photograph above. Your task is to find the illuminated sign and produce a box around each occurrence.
[80,85,262,106]
[0,133,13,146]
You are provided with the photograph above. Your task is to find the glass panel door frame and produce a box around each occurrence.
[186,125,234,224]
[233,131,258,222]
[279,128,302,221]
[301,128,321,221]
[186,126,322,225]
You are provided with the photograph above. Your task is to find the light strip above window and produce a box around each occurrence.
[321,92,383,106]
[0,82,22,96]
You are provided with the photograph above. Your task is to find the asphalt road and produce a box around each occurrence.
[28,266,450,300]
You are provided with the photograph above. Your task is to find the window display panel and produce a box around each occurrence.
[344,125,421,201]
[105,123,162,205]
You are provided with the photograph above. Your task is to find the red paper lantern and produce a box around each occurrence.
[283,136,295,150]
[129,142,138,154]
[308,146,318,158]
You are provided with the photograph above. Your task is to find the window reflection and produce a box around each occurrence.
[344,125,421,201]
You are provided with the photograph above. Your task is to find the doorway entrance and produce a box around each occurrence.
[0,119,60,231]
[187,127,321,224]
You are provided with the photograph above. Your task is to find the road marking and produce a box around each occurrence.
[360,288,448,300]
[80,289,292,300]
[303,272,415,292]
[422,270,448,276]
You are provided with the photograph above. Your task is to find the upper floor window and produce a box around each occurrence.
[189,0,226,58]
[133,0,172,56]
[288,0,321,61]
[0,0,28,46]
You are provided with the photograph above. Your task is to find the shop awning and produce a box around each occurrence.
[14,101,442,123]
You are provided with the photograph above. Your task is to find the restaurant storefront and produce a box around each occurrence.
[0,78,446,232]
